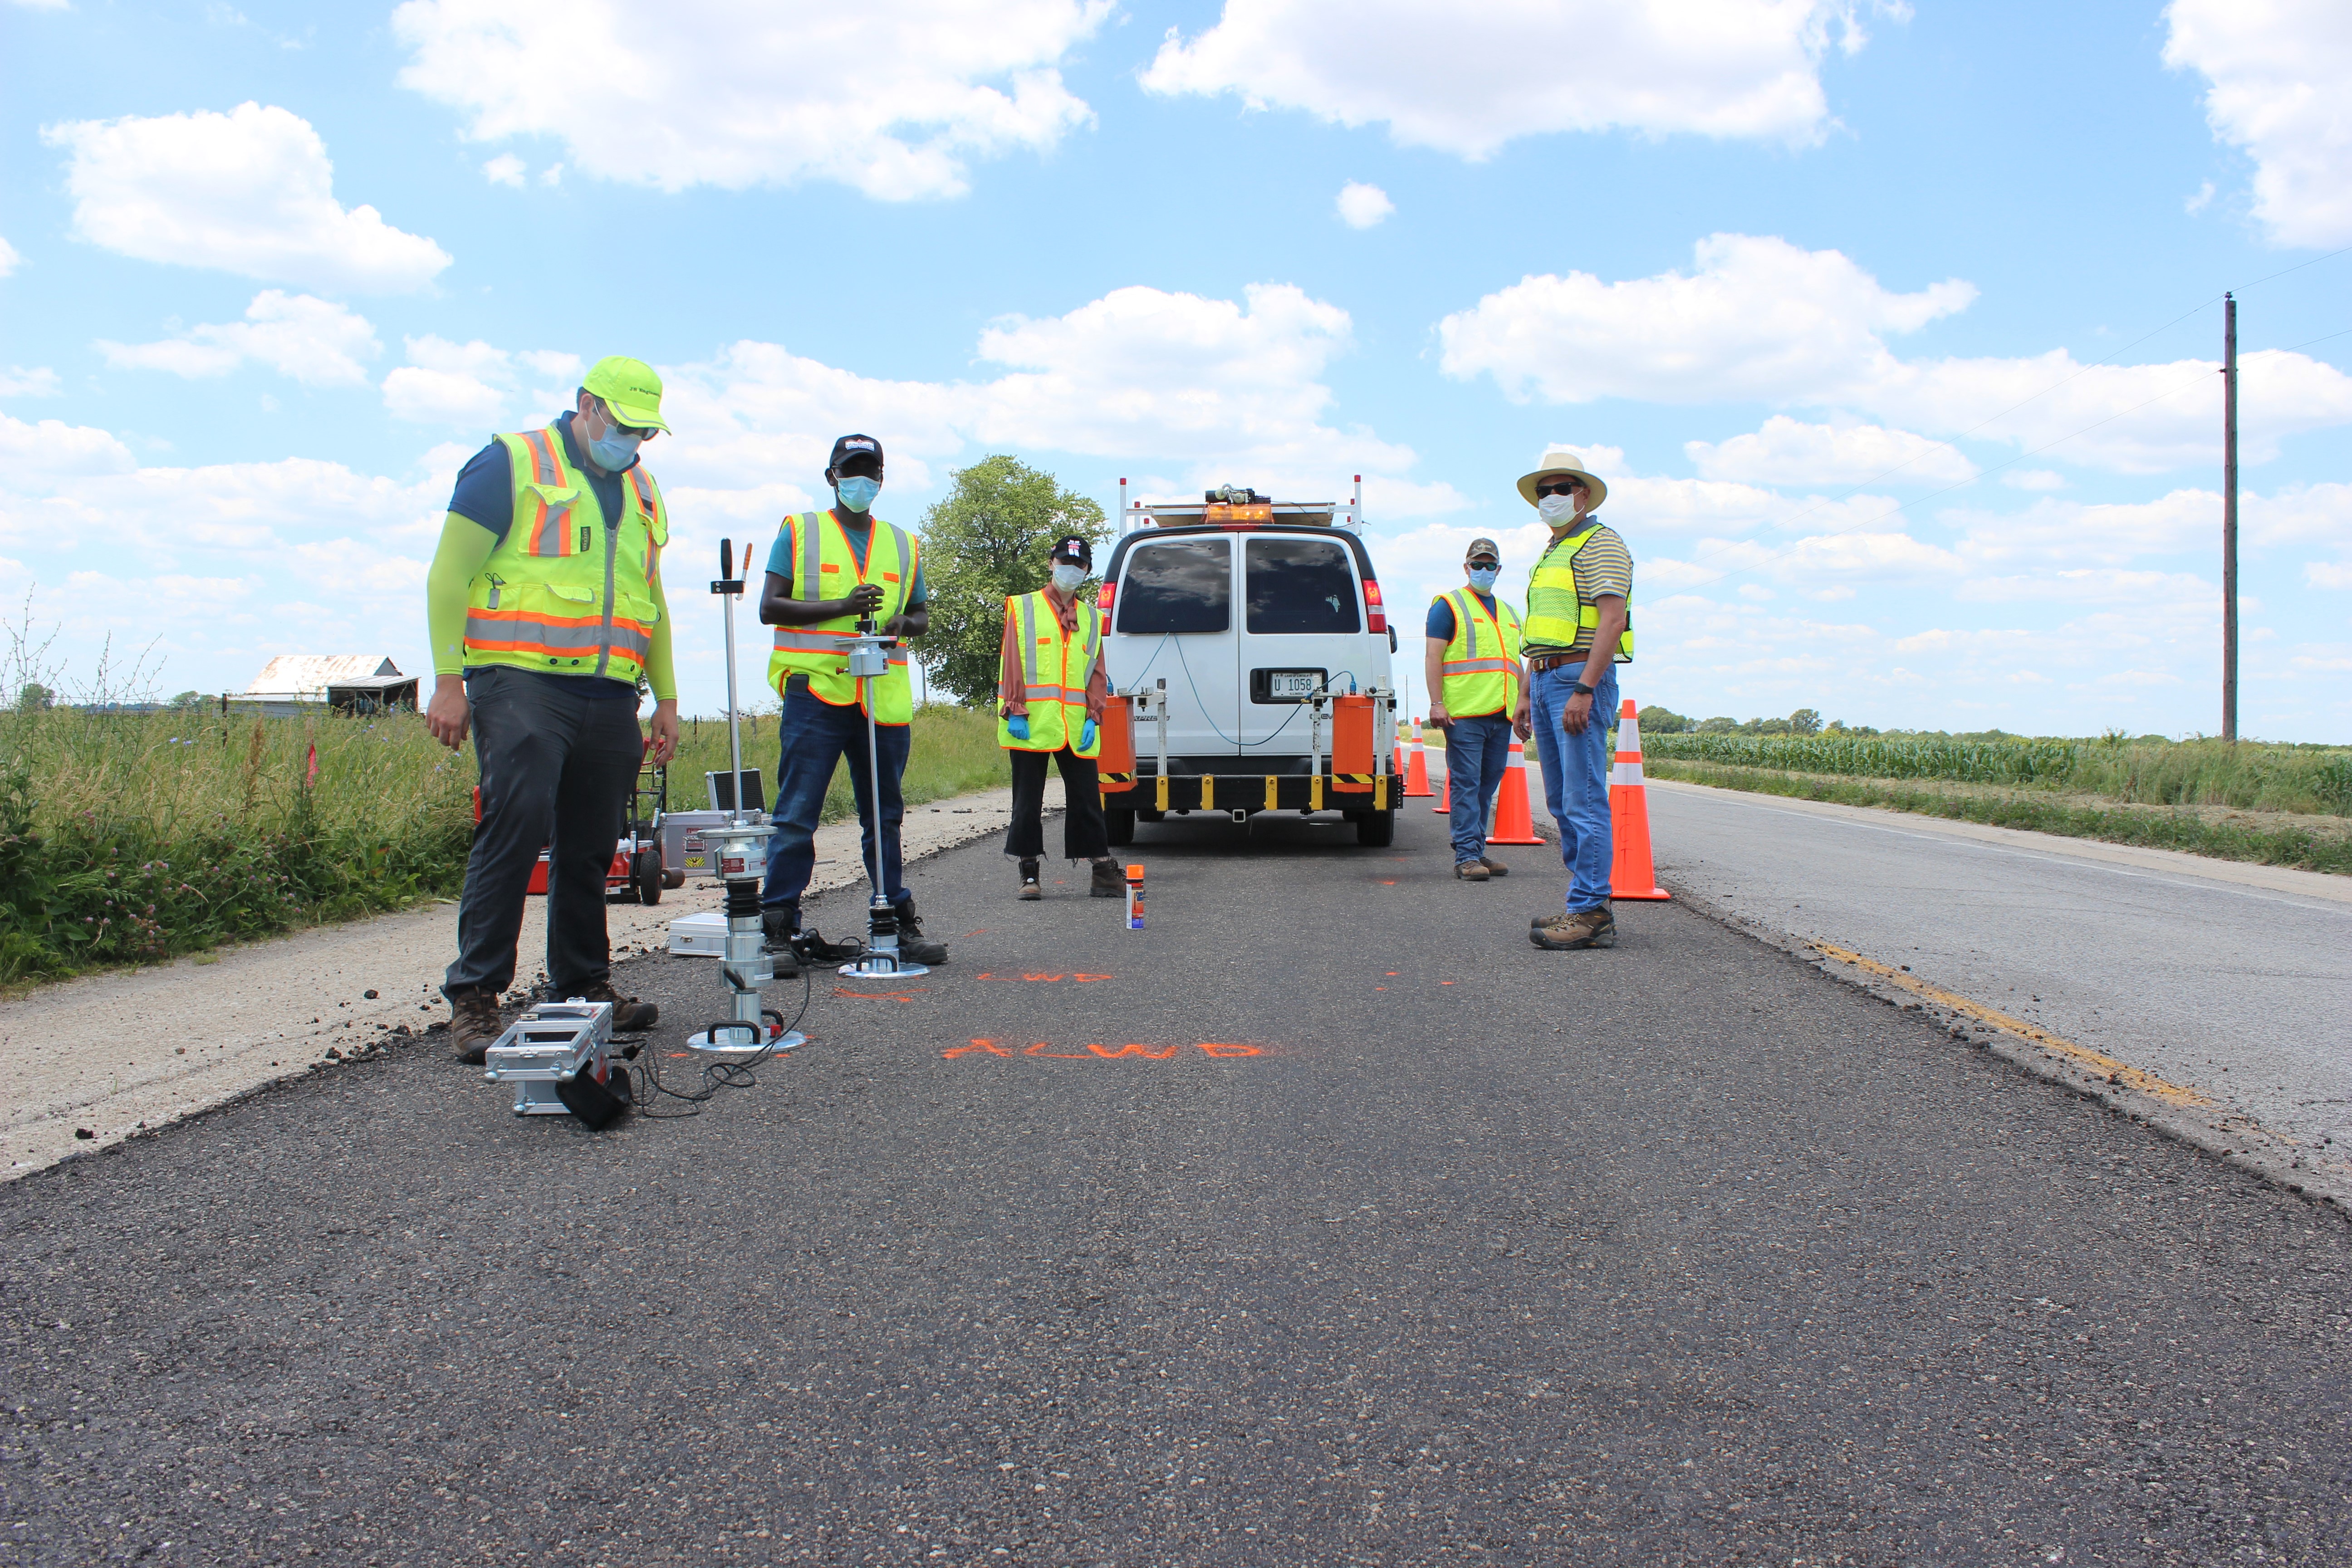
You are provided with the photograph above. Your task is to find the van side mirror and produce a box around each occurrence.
[1387,626,1398,654]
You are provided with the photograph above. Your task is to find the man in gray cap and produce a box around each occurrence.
[1424,536,1527,881]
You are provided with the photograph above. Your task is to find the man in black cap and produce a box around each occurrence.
[996,532,1120,900]
[758,433,946,965]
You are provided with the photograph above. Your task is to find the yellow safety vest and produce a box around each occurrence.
[1436,589,1523,717]
[463,425,667,685]
[766,510,917,723]
[997,591,1102,758]
[1523,524,1634,661]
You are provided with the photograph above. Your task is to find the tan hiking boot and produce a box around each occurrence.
[575,979,658,1033]
[449,988,505,1065]
[1089,857,1125,898]
[1531,906,1616,950]
[1454,860,1490,881]
[1019,858,1042,900]
[1478,858,1510,877]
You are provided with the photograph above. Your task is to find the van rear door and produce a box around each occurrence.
[1235,532,1364,758]
[1106,533,1235,763]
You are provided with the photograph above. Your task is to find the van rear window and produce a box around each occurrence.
[1245,537,1360,635]
[1117,539,1231,633]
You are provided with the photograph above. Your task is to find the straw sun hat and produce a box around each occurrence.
[1515,446,1608,510]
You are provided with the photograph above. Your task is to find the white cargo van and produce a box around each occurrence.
[1096,485,1399,846]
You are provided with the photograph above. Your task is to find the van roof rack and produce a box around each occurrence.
[1116,477,1366,534]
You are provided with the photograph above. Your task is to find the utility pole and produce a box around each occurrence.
[2222,293,2239,742]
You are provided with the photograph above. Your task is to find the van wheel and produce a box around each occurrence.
[1137,808,1166,823]
[1354,809,1395,847]
[1105,808,1136,847]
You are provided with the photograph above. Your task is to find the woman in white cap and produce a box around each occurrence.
[1511,447,1633,951]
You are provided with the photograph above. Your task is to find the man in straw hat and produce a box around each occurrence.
[1511,447,1633,951]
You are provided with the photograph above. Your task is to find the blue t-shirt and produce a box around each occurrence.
[765,513,928,604]
[1425,588,1498,642]
[447,412,643,701]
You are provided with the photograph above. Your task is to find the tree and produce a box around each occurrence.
[14,683,53,713]
[1788,707,1822,735]
[1696,715,1737,735]
[170,690,207,710]
[916,456,1109,706]
[1637,704,1689,734]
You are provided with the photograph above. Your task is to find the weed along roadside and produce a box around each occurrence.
[0,704,1013,986]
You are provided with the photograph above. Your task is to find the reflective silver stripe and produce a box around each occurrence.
[522,428,561,485]
[796,512,823,600]
[1442,658,1514,674]
[1022,684,1061,701]
[1017,593,1041,690]
[532,498,569,558]
[464,615,650,661]
[1453,590,1482,662]
[772,629,850,652]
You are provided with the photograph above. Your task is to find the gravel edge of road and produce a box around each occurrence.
[1661,876,2352,1219]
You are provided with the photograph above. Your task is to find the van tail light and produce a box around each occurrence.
[1098,580,1116,617]
[1362,577,1386,634]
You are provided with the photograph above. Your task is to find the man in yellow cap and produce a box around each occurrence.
[1510,446,1633,952]
[422,356,681,1063]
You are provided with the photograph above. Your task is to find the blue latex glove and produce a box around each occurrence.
[1007,713,1029,741]
[1080,718,1098,751]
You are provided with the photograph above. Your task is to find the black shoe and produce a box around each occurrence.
[1018,858,1042,900]
[892,898,949,965]
[576,979,658,1033]
[449,987,504,1065]
[1089,857,1125,898]
[762,908,802,978]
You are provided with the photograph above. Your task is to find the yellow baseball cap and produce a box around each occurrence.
[581,355,671,434]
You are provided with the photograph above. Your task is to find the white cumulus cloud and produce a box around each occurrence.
[1336,181,1393,229]
[0,367,62,398]
[2164,0,2352,247]
[382,337,580,428]
[1440,233,2352,472]
[482,153,527,187]
[41,103,450,294]
[0,235,19,278]
[1686,416,1976,485]
[1143,0,1893,157]
[98,292,380,387]
[393,0,1110,200]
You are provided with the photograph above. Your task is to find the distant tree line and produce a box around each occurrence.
[1637,706,1853,737]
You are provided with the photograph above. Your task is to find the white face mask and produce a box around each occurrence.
[1536,492,1580,524]
[1051,563,1085,592]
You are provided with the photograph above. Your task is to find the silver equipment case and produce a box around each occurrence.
[482,1000,618,1116]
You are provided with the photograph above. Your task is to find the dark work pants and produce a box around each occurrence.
[444,665,644,1001]
[1004,746,1108,861]
[762,684,911,928]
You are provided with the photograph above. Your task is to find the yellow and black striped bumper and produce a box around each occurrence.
[1098,774,1394,813]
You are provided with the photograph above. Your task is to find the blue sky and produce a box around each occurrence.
[3,0,2347,737]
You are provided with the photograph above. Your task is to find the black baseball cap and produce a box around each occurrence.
[827,434,883,473]
[1050,534,1093,569]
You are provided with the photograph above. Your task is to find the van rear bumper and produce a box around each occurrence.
[1098,773,1395,814]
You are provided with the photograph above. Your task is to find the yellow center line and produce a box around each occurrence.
[1808,941,2215,1111]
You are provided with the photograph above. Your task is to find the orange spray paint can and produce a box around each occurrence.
[1126,863,1145,930]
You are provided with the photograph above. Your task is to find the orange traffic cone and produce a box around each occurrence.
[1433,769,1450,813]
[1609,699,1671,900]
[1486,738,1546,845]
[1403,724,1433,797]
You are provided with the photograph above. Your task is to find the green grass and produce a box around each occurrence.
[1646,732,2352,816]
[1,702,1012,984]
[1646,759,2352,877]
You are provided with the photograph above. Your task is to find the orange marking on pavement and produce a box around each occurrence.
[1023,1042,1092,1058]
[835,987,918,1001]
[1197,1043,1262,1057]
[944,1039,1012,1058]
[1088,1043,1181,1058]
[1385,972,1399,976]
[1023,972,1066,982]
[961,929,989,937]
[1379,880,1397,886]
[1074,972,1112,981]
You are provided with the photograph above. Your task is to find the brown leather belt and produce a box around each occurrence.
[1524,651,1592,672]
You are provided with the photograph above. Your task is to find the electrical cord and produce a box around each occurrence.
[629,963,813,1117]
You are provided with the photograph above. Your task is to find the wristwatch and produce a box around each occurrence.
[1570,680,1596,697]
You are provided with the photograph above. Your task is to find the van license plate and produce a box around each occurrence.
[1269,673,1317,699]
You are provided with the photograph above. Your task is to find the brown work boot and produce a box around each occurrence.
[574,978,659,1033]
[1454,860,1490,882]
[1089,857,1125,898]
[1478,857,1510,877]
[1531,906,1616,950]
[449,988,505,1065]
[1019,858,1042,900]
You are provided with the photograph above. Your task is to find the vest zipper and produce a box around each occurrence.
[594,507,618,679]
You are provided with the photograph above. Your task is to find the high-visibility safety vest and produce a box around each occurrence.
[1523,523,1635,661]
[463,425,668,684]
[766,511,918,723]
[1436,589,1524,717]
[996,590,1102,758]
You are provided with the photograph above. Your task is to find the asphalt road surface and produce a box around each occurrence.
[1640,780,2352,1164]
[5,804,2348,1566]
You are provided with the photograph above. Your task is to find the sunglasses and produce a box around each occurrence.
[1534,480,1587,499]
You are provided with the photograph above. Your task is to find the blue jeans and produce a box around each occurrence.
[1528,660,1619,912]
[761,686,910,926]
[1444,713,1512,864]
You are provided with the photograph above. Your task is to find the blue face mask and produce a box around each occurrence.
[585,421,642,472]
[1467,566,1499,593]
[835,475,881,513]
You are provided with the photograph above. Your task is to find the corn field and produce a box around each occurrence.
[1645,732,2352,817]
